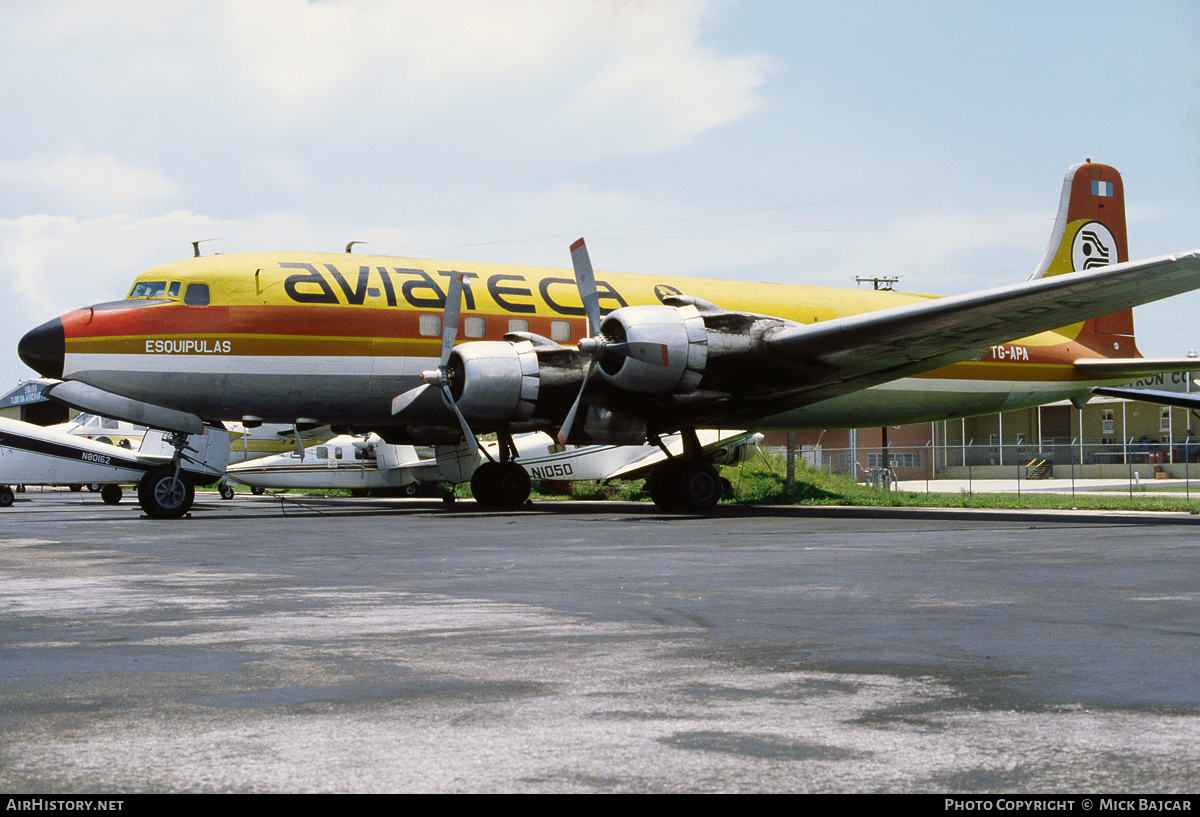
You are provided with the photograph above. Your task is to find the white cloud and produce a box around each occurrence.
[0,154,178,217]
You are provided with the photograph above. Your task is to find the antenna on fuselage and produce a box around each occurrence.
[345,241,367,253]
[854,276,899,291]
[191,238,224,257]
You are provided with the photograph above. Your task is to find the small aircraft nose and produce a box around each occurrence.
[18,317,65,379]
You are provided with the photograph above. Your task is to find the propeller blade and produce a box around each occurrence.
[392,383,433,416]
[440,270,470,365]
[569,238,602,337]
[607,341,670,367]
[556,357,596,446]
[441,384,480,459]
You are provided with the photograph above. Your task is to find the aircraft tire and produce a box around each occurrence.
[69,484,83,492]
[251,486,265,495]
[101,484,122,505]
[0,486,13,507]
[677,461,721,513]
[647,460,721,513]
[471,462,530,508]
[219,483,235,500]
[137,466,195,519]
[470,462,498,505]
[402,482,419,497]
[646,460,687,511]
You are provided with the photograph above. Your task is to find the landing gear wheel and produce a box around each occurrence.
[471,461,531,508]
[645,465,681,510]
[137,465,195,519]
[100,484,122,505]
[0,486,13,507]
[678,461,721,512]
[219,482,235,500]
[69,484,83,492]
[87,483,101,492]
[402,482,419,497]
[251,486,265,495]
[646,460,721,513]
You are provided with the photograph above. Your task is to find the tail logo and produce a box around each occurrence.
[1071,221,1116,271]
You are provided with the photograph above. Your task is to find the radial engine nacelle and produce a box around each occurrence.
[590,304,707,394]
[443,303,710,427]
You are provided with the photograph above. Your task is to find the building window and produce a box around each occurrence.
[867,452,922,468]
[1102,409,1115,435]
[1161,406,1171,432]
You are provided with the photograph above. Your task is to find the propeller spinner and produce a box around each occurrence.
[390,270,480,458]
[557,239,669,445]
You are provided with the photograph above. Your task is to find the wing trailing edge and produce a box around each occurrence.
[765,250,1200,380]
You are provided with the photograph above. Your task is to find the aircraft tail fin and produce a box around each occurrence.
[1030,160,1137,355]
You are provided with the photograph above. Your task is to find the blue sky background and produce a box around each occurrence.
[2,0,1199,389]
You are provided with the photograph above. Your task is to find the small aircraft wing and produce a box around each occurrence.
[754,250,1200,412]
[603,430,760,482]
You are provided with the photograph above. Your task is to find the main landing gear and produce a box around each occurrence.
[644,428,723,513]
[137,433,197,519]
[470,432,531,509]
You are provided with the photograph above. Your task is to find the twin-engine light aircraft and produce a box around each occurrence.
[17,161,1200,514]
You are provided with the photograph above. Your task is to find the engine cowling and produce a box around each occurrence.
[596,304,707,394]
[448,340,540,422]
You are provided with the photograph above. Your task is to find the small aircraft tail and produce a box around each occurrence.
[1030,160,1137,355]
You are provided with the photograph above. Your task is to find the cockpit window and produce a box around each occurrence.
[167,282,181,297]
[130,281,167,298]
[183,283,210,306]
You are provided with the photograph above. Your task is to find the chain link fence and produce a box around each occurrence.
[779,436,1200,485]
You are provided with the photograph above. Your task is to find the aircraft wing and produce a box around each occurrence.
[745,250,1200,415]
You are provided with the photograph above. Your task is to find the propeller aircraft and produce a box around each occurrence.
[17,161,1200,515]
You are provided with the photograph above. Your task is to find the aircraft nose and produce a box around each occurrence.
[18,317,65,380]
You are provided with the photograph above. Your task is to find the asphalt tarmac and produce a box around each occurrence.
[2,489,1199,793]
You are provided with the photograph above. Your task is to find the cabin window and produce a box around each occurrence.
[464,316,485,338]
[130,281,167,298]
[101,418,118,430]
[508,318,529,334]
[335,448,344,460]
[167,282,181,297]
[419,314,441,337]
[315,447,328,459]
[550,320,571,342]
[183,283,210,306]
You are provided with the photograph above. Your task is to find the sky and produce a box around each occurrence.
[2,0,1200,390]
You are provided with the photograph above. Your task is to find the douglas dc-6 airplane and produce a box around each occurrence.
[17,161,1200,516]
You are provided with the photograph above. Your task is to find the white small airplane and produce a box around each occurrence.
[0,416,229,516]
[225,428,760,502]
[225,433,448,496]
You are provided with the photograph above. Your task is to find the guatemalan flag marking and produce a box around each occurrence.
[1092,180,1113,197]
